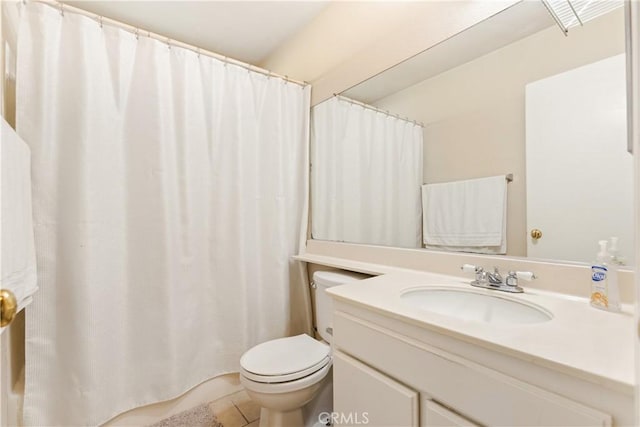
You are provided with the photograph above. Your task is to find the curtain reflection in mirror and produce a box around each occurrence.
[311,96,423,248]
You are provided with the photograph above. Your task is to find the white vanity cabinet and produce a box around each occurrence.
[331,302,629,427]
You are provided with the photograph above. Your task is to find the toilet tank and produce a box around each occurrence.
[313,270,369,343]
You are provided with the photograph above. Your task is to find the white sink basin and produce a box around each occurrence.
[401,288,553,324]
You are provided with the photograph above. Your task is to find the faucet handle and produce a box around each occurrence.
[505,271,537,288]
[461,264,487,284]
[461,264,481,273]
[514,271,537,281]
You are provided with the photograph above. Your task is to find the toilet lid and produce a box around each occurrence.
[240,334,330,377]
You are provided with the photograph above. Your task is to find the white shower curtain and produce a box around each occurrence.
[311,97,424,248]
[16,3,310,425]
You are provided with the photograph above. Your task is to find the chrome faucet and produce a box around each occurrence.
[460,264,536,293]
[486,267,503,285]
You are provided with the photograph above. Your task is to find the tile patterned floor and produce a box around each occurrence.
[150,390,261,427]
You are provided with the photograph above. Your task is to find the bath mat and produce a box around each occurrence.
[148,403,223,427]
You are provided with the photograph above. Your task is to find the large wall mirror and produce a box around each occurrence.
[310,0,633,266]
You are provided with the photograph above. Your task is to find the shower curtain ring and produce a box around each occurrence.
[134,28,139,40]
[59,2,64,16]
[98,16,103,28]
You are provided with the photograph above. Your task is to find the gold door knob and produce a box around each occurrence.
[0,289,18,327]
[530,229,543,240]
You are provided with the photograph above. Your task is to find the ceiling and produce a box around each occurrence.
[66,1,329,66]
[343,1,555,104]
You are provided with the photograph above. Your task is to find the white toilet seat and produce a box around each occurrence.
[241,355,331,383]
[240,360,332,394]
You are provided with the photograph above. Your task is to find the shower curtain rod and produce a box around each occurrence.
[30,0,308,88]
[334,94,424,127]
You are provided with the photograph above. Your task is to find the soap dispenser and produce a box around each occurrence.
[590,240,621,312]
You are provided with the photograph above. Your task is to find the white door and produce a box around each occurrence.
[525,54,633,264]
[626,2,640,426]
[1,334,8,427]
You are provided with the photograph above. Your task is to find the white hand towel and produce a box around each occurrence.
[1,117,38,333]
[422,175,507,254]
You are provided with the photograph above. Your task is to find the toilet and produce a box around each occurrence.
[239,270,368,427]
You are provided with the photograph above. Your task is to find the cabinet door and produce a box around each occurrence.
[422,400,479,427]
[333,351,419,427]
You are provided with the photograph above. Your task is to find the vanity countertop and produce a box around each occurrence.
[295,254,635,395]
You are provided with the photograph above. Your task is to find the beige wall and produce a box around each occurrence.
[262,1,519,105]
[1,1,5,117]
[260,1,418,83]
[1,0,16,127]
[374,9,625,257]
